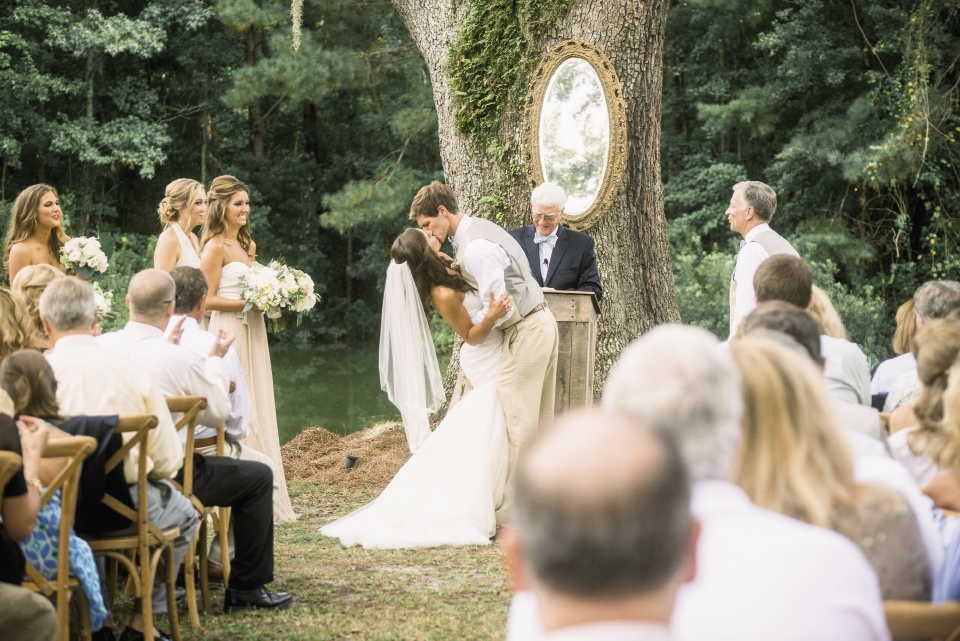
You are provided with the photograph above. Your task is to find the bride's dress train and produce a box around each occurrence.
[320,291,508,548]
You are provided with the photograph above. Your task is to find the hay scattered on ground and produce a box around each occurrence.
[282,422,411,489]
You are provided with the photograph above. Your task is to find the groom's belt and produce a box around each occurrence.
[524,301,548,317]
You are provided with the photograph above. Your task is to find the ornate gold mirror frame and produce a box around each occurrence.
[521,40,627,231]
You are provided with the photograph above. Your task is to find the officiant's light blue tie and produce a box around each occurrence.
[535,232,558,247]
[739,239,746,250]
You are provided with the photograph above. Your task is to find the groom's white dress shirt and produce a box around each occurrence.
[164,315,250,441]
[453,216,512,327]
[506,480,890,641]
[541,622,670,641]
[97,321,232,444]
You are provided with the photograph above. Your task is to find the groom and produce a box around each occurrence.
[412,181,559,524]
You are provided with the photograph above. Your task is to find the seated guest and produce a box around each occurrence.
[730,335,931,600]
[508,182,602,301]
[98,269,291,612]
[743,301,886,443]
[11,264,66,351]
[40,277,198,641]
[870,299,916,409]
[0,288,38,360]
[501,408,697,640]
[885,281,960,412]
[507,325,889,641]
[0,396,57,641]
[0,350,109,631]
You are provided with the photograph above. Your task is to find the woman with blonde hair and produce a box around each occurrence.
[871,299,919,405]
[11,264,66,348]
[0,288,38,361]
[807,285,872,405]
[3,184,68,284]
[730,335,930,600]
[200,175,296,522]
[153,178,207,271]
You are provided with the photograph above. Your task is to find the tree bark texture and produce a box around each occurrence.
[391,0,680,400]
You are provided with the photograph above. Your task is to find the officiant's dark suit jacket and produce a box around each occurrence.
[508,224,603,302]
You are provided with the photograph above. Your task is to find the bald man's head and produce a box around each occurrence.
[512,408,691,600]
[127,269,177,324]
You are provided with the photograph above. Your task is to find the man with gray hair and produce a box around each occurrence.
[509,182,602,301]
[41,277,199,641]
[507,325,890,641]
[726,180,798,337]
[501,408,697,640]
[874,280,960,410]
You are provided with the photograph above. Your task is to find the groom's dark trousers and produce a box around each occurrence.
[176,456,274,590]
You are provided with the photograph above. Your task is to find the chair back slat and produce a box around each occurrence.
[885,600,960,639]
[0,451,22,510]
[165,397,206,498]
[104,415,159,474]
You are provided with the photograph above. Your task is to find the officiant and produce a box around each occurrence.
[509,183,602,302]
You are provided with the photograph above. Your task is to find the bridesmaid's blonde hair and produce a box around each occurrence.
[11,264,66,334]
[729,335,855,529]
[158,179,203,226]
[201,175,252,253]
[3,184,69,275]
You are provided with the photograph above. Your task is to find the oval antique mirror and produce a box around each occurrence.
[522,41,627,231]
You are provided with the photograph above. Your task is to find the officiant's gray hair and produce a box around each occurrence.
[39,277,95,331]
[531,182,566,212]
[602,324,743,481]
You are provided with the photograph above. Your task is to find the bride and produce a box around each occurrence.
[321,228,512,548]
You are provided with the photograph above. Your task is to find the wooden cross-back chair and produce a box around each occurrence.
[885,600,960,641]
[21,435,98,641]
[165,395,231,628]
[0,450,22,498]
[84,414,181,641]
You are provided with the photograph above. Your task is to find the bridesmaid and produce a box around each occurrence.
[200,175,297,523]
[153,178,207,271]
[3,184,68,284]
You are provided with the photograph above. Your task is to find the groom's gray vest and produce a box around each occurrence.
[455,217,544,329]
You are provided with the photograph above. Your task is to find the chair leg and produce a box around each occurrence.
[219,507,231,588]
[164,545,182,641]
[56,581,70,641]
[141,548,154,641]
[184,525,200,628]
[106,557,118,610]
[198,518,212,615]
[75,588,93,641]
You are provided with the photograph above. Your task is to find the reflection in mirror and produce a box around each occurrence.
[538,58,610,216]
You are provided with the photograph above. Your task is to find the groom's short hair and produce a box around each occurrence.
[409,181,459,219]
[513,408,691,599]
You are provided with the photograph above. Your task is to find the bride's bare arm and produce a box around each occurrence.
[200,240,246,312]
[432,288,510,346]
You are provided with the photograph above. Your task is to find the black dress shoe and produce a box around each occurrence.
[92,628,117,641]
[223,586,293,612]
[117,626,173,641]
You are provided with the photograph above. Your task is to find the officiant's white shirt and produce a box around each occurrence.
[453,216,511,327]
[164,315,250,441]
[98,321,232,444]
[506,480,890,641]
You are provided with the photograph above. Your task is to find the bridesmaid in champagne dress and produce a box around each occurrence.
[199,175,297,523]
[153,178,206,271]
[3,184,68,284]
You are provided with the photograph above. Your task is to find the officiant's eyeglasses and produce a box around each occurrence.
[532,213,560,222]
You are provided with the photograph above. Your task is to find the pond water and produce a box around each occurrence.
[270,345,400,443]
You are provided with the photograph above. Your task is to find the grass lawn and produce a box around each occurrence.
[166,479,511,640]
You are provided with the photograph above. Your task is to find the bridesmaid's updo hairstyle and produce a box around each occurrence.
[158,178,203,226]
[3,184,68,274]
[390,228,469,315]
[201,175,252,253]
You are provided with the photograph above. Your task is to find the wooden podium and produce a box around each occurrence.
[543,290,600,412]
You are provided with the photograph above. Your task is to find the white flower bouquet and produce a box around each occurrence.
[238,260,319,333]
[91,283,115,318]
[60,237,109,278]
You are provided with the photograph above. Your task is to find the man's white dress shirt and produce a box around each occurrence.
[454,216,512,327]
[541,621,670,641]
[164,315,250,441]
[730,223,773,336]
[871,353,917,396]
[506,480,890,641]
[46,334,183,484]
[537,228,558,282]
[97,321,232,444]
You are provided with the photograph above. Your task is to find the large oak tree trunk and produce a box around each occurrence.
[391,0,680,399]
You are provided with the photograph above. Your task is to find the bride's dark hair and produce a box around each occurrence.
[391,228,469,314]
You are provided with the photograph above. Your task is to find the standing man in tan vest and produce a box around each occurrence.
[412,182,559,524]
[727,180,798,338]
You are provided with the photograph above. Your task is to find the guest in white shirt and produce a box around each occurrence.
[39,277,198,641]
[97,269,293,613]
[726,180,799,337]
[506,325,890,641]
[870,299,917,406]
[501,408,697,641]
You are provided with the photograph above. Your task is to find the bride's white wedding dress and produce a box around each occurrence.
[320,291,508,548]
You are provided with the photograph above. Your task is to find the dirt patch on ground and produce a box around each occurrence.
[282,422,411,489]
